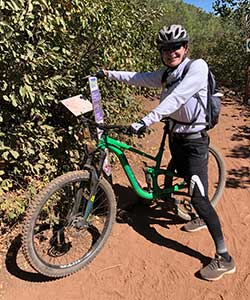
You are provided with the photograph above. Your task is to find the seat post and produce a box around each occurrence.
[159,121,169,150]
[155,121,169,168]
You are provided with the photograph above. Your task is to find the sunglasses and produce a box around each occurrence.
[160,43,184,52]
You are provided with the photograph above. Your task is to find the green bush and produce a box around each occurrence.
[212,0,250,96]
[0,0,249,231]
[0,0,163,194]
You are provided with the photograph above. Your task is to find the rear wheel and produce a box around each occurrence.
[22,170,116,278]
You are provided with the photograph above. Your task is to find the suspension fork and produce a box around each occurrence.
[83,149,107,221]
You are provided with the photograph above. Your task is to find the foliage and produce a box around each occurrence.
[0,0,249,232]
[0,177,47,233]
[159,0,223,59]
[0,0,163,195]
[213,0,250,18]
[212,0,250,100]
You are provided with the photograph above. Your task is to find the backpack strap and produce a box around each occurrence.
[161,68,171,85]
[161,59,208,127]
[179,59,209,127]
[192,92,209,127]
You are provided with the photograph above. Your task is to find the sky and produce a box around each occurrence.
[183,0,214,13]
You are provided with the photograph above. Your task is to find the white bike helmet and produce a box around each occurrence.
[157,24,189,50]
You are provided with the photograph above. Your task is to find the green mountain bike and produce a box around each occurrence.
[22,77,226,278]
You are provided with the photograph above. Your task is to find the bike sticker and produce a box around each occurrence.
[89,77,104,123]
[88,76,111,176]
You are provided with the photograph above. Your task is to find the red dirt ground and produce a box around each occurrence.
[0,91,249,300]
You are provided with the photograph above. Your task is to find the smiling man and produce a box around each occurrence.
[158,27,189,68]
[97,24,235,281]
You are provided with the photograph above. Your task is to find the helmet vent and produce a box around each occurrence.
[166,33,172,40]
[175,27,180,37]
[156,24,189,49]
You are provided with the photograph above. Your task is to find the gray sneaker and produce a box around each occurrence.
[200,254,236,281]
[183,217,207,232]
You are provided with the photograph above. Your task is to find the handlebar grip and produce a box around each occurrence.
[95,70,106,79]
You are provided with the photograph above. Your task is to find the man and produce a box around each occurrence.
[97,24,235,281]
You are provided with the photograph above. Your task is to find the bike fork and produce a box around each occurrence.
[83,149,107,221]
[82,165,99,221]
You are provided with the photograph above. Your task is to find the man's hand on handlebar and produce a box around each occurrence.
[96,69,108,79]
[129,120,147,136]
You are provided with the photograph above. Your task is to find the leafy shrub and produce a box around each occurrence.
[0,0,163,194]
[1,0,249,232]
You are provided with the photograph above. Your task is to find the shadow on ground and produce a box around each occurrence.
[224,101,250,189]
[226,166,250,189]
[5,234,59,283]
[113,184,211,271]
[5,184,211,282]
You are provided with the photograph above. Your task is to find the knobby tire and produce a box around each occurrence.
[22,170,116,278]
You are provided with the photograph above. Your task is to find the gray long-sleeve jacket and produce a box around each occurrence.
[107,57,208,133]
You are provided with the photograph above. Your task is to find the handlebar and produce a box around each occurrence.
[82,116,131,135]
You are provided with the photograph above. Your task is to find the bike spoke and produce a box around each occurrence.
[31,179,111,270]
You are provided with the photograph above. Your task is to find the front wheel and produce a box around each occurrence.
[171,144,226,221]
[22,170,116,278]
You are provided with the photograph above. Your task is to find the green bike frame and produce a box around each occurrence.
[98,124,187,202]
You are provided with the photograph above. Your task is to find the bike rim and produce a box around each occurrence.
[31,180,112,270]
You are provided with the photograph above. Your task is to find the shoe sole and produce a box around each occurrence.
[201,266,236,281]
[184,224,207,232]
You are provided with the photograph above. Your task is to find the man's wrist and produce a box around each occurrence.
[130,120,147,135]
[141,116,152,127]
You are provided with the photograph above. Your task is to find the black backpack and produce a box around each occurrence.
[161,59,221,130]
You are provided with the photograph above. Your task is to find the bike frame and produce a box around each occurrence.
[97,123,187,201]
[83,76,186,220]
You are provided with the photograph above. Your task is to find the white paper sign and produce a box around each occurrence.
[61,95,93,116]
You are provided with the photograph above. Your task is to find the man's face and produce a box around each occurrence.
[161,43,188,68]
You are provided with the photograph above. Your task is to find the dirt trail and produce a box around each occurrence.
[0,91,249,300]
